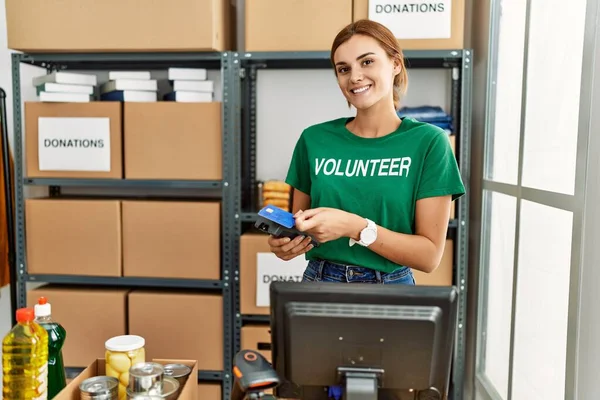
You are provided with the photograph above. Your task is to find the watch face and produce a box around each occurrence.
[361,228,377,244]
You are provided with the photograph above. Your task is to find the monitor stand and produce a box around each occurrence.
[337,367,384,400]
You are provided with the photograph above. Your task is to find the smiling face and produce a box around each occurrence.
[333,34,401,111]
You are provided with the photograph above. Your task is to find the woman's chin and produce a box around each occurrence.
[351,100,376,111]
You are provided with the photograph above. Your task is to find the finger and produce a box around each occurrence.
[279,238,314,261]
[294,209,304,217]
[303,244,315,253]
[300,208,322,218]
[279,235,307,253]
[268,235,291,247]
[295,208,321,223]
[282,243,314,260]
[270,238,296,255]
[284,236,312,256]
[293,236,313,251]
[296,217,320,232]
[293,240,314,256]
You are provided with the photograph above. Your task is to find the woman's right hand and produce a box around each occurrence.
[268,235,314,261]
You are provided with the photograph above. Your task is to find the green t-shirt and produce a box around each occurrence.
[284,116,465,273]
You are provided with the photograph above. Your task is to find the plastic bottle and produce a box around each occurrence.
[34,297,67,399]
[2,307,49,400]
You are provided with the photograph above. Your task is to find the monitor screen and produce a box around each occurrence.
[269,281,458,400]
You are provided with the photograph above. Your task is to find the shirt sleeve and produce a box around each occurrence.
[285,132,312,195]
[416,131,465,201]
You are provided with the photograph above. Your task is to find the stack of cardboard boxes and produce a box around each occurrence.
[24,101,223,282]
[25,287,223,399]
[6,0,464,53]
[22,101,223,399]
[243,0,465,52]
[7,2,230,397]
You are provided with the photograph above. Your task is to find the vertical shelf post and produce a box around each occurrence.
[452,50,473,400]
[11,53,26,314]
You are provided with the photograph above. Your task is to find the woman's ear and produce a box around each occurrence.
[393,58,402,76]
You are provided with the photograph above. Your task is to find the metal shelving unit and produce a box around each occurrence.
[10,51,237,400]
[231,49,473,400]
[7,47,472,400]
[23,178,223,189]
[23,274,224,289]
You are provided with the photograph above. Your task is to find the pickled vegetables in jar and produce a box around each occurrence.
[104,335,145,400]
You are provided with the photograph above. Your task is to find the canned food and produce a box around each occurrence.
[159,377,180,400]
[126,377,179,400]
[129,362,164,394]
[79,376,119,400]
[105,335,146,400]
[163,363,191,389]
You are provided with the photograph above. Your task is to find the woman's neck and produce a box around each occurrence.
[348,102,402,138]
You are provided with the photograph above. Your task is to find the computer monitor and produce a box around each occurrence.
[269,281,458,400]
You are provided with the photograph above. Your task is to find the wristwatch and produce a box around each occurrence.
[349,218,377,247]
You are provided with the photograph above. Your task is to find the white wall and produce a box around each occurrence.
[256,68,451,182]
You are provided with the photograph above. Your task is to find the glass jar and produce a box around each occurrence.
[105,335,145,400]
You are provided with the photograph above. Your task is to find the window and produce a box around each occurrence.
[520,0,587,195]
[485,0,527,185]
[511,201,573,399]
[478,0,588,398]
[482,191,517,399]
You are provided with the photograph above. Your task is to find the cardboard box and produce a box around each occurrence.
[124,103,222,180]
[122,200,220,280]
[241,325,272,363]
[24,102,123,179]
[54,359,198,400]
[128,291,224,371]
[6,0,230,52]
[412,239,454,286]
[240,233,298,315]
[240,234,454,314]
[26,286,128,368]
[198,383,222,400]
[25,198,122,277]
[245,0,352,51]
[352,0,465,50]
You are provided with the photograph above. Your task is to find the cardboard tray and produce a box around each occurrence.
[55,358,198,400]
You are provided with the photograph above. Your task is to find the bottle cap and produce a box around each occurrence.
[105,335,145,352]
[16,308,34,323]
[34,296,51,317]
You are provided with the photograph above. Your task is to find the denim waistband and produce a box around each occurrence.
[305,259,414,284]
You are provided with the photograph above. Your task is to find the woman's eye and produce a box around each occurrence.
[338,67,349,73]
[363,59,373,66]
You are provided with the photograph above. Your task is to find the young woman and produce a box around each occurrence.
[268,19,465,285]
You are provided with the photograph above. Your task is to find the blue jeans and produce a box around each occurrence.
[302,259,416,285]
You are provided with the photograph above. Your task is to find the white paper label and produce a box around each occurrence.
[256,253,307,307]
[38,117,111,172]
[368,0,452,39]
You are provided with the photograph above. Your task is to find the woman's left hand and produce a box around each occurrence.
[294,207,364,244]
